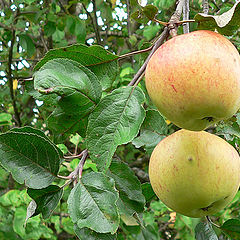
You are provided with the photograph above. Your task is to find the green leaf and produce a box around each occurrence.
[0,113,12,126]
[141,183,156,202]
[195,222,218,240]
[0,129,61,189]
[44,21,56,36]
[47,106,88,139]
[143,25,161,41]
[220,219,240,239]
[34,58,101,115]
[67,172,119,234]
[34,44,119,90]
[142,5,159,20]
[13,206,27,238]
[0,189,28,207]
[74,225,117,240]
[19,34,36,57]
[131,10,149,24]
[27,185,63,219]
[216,122,240,141]
[131,5,158,23]
[107,158,145,216]
[195,1,240,35]
[9,126,63,158]
[132,110,167,154]
[25,80,57,106]
[87,86,145,171]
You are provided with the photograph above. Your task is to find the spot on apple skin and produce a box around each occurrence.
[201,117,214,122]
[188,157,193,162]
[200,203,214,211]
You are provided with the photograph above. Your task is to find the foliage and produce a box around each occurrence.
[0,0,239,239]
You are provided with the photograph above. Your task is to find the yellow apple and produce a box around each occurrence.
[149,129,240,218]
[145,30,240,131]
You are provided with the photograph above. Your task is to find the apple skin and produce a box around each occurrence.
[149,129,240,218]
[145,30,240,131]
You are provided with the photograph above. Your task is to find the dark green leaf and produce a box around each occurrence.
[34,44,119,90]
[141,183,156,202]
[10,126,63,158]
[195,222,218,240]
[34,58,102,116]
[107,158,145,216]
[74,225,117,240]
[142,5,159,20]
[195,1,240,35]
[131,10,149,24]
[19,34,35,57]
[68,172,119,234]
[47,106,88,139]
[220,219,240,239]
[27,185,63,219]
[132,110,167,154]
[44,21,56,36]
[0,129,61,189]
[87,86,145,171]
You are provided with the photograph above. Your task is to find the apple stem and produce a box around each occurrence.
[206,216,221,228]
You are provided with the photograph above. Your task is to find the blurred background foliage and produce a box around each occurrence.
[0,0,239,239]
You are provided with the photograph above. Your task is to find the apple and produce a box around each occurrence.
[149,129,240,218]
[145,30,240,131]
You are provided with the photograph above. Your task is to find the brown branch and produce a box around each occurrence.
[128,27,169,86]
[119,45,153,60]
[0,58,40,63]
[168,0,185,37]
[58,150,88,184]
[0,22,12,31]
[39,29,48,52]
[82,3,101,45]
[92,0,102,45]
[7,12,22,127]
[183,0,190,33]
[86,30,127,39]
[203,0,209,14]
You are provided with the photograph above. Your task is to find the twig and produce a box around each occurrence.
[118,45,153,60]
[58,150,88,185]
[86,31,127,39]
[153,19,168,26]
[168,0,185,37]
[206,216,220,228]
[63,151,84,160]
[82,3,101,45]
[203,0,209,14]
[39,29,48,52]
[126,0,131,36]
[0,58,40,63]
[7,12,22,127]
[183,0,190,33]
[92,0,102,45]
[128,27,169,86]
